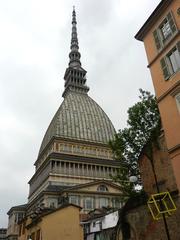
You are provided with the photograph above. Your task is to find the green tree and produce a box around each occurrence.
[110,89,161,198]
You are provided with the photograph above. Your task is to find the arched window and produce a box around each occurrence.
[97,185,108,192]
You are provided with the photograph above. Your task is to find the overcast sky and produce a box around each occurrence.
[0,0,161,227]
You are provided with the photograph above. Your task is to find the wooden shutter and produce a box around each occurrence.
[153,29,161,50]
[167,12,177,33]
[160,57,170,80]
[176,94,180,104]
[177,41,180,54]
[176,94,180,113]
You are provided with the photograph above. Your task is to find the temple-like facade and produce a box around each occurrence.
[6,8,122,240]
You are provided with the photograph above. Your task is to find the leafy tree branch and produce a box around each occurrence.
[110,89,161,197]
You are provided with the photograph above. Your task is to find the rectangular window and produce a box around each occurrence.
[69,195,80,205]
[160,42,180,80]
[160,19,172,40]
[112,198,122,208]
[18,213,24,222]
[99,198,109,208]
[168,48,180,73]
[48,198,57,208]
[153,12,177,50]
[84,197,94,210]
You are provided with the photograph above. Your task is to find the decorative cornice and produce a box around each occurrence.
[47,152,122,166]
[28,180,122,206]
[28,176,49,199]
[157,79,180,103]
[36,136,113,166]
[168,143,180,154]
[62,179,121,191]
[7,204,28,215]
[28,161,49,184]
[29,152,121,193]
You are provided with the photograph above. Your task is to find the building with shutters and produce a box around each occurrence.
[6,8,123,240]
[135,0,180,192]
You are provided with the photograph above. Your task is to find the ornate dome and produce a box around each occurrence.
[39,91,116,155]
[38,9,116,155]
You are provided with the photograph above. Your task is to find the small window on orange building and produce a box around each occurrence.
[153,12,177,50]
[160,42,180,80]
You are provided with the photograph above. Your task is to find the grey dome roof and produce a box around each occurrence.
[39,92,116,155]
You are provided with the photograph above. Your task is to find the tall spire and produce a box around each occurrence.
[62,7,89,98]
[69,6,81,67]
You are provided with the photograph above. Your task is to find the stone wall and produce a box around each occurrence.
[116,133,180,240]
[124,196,180,240]
[139,134,177,195]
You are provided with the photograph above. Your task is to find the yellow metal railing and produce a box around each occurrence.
[147,191,177,220]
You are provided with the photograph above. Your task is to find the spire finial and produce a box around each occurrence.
[62,8,89,98]
[68,6,81,67]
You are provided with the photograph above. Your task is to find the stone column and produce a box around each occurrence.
[77,163,80,176]
[65,162,68,175]
[68,163,71,175]
[103,166,106,178]
[80,164,82,176]
[73,162,75,176]
[82,164,84,176]
[59,161,62,174]
[54,161,57,173]
[94,165,97,178]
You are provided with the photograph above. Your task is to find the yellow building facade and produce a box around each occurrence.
[18,204,83,240]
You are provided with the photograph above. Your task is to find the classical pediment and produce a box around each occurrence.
[63,180,122,194]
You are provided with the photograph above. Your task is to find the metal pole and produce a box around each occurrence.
[150,157,171,240]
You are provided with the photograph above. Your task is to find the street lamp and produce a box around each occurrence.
[129,175,138,183]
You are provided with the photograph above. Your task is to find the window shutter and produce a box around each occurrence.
[175,93,180,113]
[153,29,161,50]
[176,94,180,105]
[167,12,177,33]
[160,57,170,80]
[177,41,180,54]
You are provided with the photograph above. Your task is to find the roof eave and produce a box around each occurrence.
[7,204,28,215]
[135,0,172,41]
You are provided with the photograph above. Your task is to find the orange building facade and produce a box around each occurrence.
[135,0,180,191]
